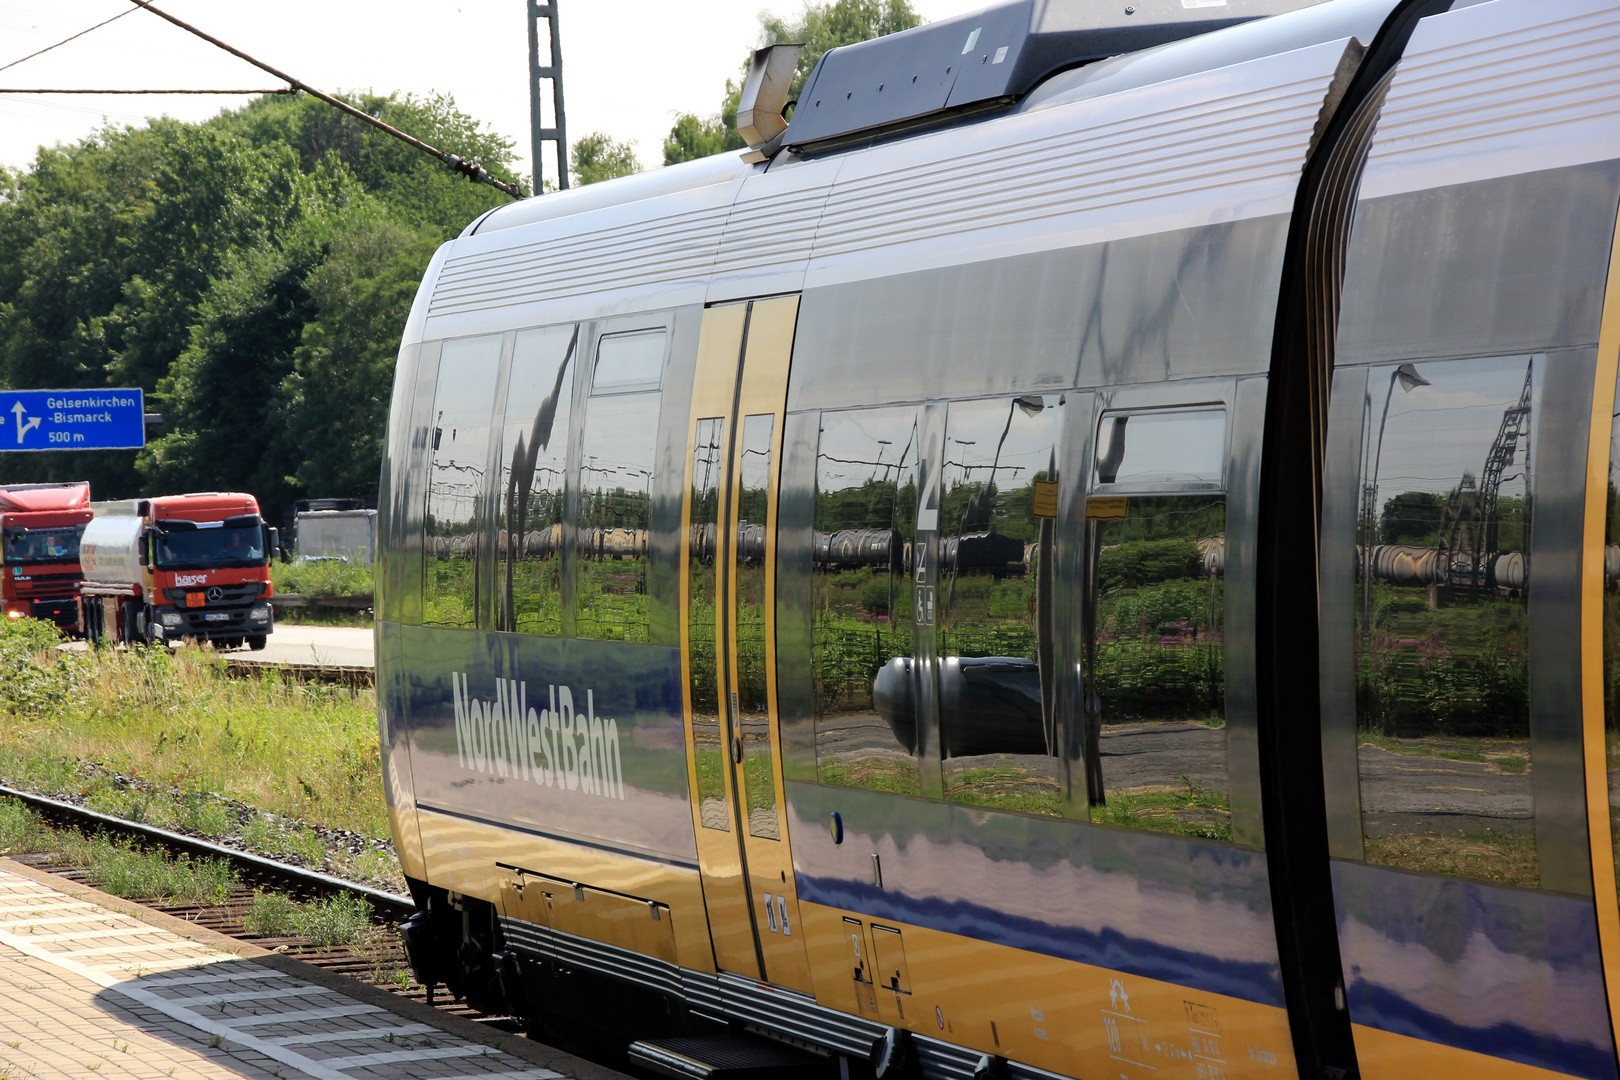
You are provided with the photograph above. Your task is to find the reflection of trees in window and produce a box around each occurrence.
[688,418,727,830]
[1083,408,1230,841]
[423,334,503,629]
[736,414,779,839]
[936,396,1063,818]
[811,407,920,795]
[498,325,575,635]
[575,392,660,642]
[1353,356,1538,886]
[1086,495,1228,840]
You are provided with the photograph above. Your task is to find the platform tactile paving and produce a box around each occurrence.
[0,868,562,1080]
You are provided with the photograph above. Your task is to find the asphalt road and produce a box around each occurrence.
[237,622,374,668]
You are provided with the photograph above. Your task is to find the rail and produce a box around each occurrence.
[0,782,414,920]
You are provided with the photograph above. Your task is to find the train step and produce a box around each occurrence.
[627,1034,828,1079]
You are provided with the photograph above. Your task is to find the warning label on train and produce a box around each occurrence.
[0,389,145,450]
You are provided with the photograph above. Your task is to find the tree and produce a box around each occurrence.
[762,0,923,101]
[663,112,742,166]
[664,0,923,165]
[0,90,516,507]
[571,133,641,186]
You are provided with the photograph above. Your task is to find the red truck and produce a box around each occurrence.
[0,482,94,631]
[78,492,276,650]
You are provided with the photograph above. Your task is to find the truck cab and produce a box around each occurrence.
[0,482,93,631]
[79,492,276,650]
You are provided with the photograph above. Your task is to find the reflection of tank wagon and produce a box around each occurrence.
[688,521,767,565]
[941,531,1027,576]
[428,524,647,561]
[1365,363,1534,595]
[873,655,1048,758]
[1361,542,1526,591]
[813,528,904,570]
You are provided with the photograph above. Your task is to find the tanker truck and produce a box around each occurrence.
[78,492,276,650]
[0,482,93,631]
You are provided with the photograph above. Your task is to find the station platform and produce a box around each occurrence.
[0,859,621,1080]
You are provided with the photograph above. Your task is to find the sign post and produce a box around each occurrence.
[0,389,145,451]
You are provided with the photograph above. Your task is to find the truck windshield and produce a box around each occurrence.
[2,526,83,565]
[154,524,266,569]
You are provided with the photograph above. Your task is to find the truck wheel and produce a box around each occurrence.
[121,602,139,647]
[247,635,267,652]
[85,600,101,646]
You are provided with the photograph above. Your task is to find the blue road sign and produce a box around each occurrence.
[0,389,145,451]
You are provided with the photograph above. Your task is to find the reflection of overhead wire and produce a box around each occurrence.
[0,4,144,76]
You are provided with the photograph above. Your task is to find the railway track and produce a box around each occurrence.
[0,783,511,1027]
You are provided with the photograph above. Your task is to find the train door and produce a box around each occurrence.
[681,296,814,992]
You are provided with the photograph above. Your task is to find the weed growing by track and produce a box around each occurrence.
[0,799,237,904]
[0,619,384,838]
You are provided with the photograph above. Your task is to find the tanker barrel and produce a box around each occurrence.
[78,515,146,585]
[1490,550,1527,591]
[1197,534,1226,577]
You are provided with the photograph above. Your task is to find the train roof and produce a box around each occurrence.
[464,0,1396,240]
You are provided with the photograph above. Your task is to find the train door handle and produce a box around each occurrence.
[731,736,742,764]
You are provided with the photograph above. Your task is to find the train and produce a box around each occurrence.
[378,1,1620,1078]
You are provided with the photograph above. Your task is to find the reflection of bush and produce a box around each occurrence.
[1098,539,1203,588]
[576,557,649,642]
[1095,579,1223,720]
[1357,586,1528,738]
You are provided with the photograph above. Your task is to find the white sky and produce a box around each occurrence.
[0,0,983,186]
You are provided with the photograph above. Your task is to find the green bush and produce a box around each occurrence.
[243,889,300,937]
[0,798,47,855]
[81,835,238,905]
[271,557,374,597]
[295,891,373,949]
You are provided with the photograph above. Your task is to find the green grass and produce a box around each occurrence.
[294,892,374,950]
[66,832,238,905]
[271,557,374,598]
[243,889,300,937]
[0,620,385,838]
[0,799,49,856]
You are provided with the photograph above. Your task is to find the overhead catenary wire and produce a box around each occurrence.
[122,0,523,199]
[0,3,146,76]
[0,88,291,95]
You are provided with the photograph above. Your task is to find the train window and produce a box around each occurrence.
[593,330,666,394]
[495,325,576,635]
[1095,410,1225,487]
[689,417,728,830]
[737,414,780,838]
[813,407,921,795]
[1084,408,1230,840]
[1355,357,1537,885]
[575,329,666,642]
[1607,376,1620,899]
[423,334,503,629]
[938,395,1064,817]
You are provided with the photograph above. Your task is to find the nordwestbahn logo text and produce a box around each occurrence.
[450,674,625,799]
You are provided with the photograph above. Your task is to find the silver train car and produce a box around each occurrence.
[377,1,1620,1077]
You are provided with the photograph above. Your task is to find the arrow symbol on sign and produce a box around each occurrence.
[11,402,39,445]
